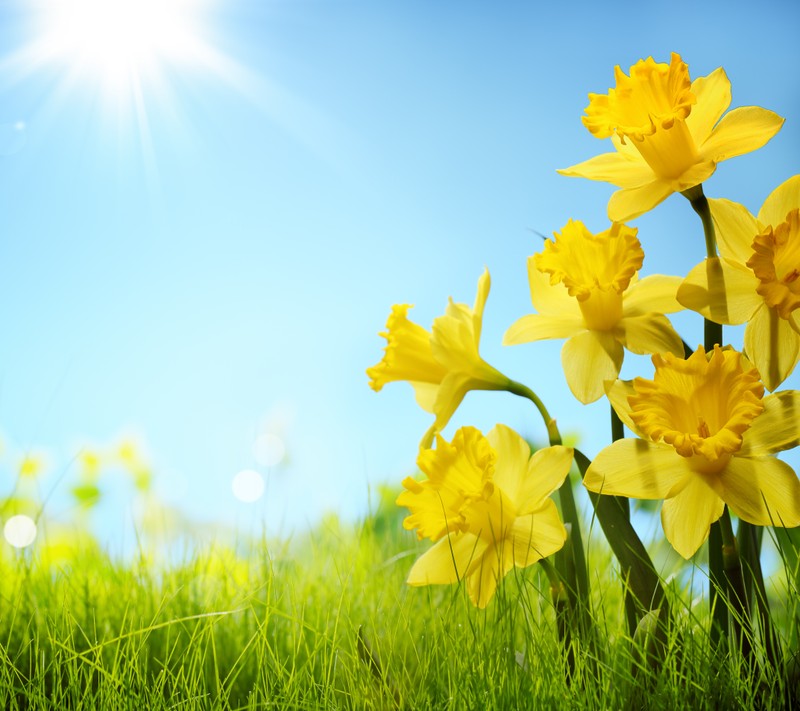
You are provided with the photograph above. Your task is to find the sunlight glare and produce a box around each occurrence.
[4,514,38,548]
[36,0,210,96]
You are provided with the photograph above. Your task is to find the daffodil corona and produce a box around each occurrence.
[367,270,512,446]
[678,175,800,390]
[584,345,800,558]
[559,53,784,222]
[504,219,684,403]
[399,425,572,608]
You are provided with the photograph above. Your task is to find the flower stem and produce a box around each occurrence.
[684,183,735,647]
[719,508,753,658]
[506,379,590,636]
[738,521,778,667]
[505,379,561,445]
[682,183,717,260]
[610,405,637,636]
[540,557,575,678]
[574,449,667,616]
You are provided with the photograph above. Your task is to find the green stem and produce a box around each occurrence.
[738,522,778,667]
[506,379,561,445]
[683,183,733,647]
[540,558,575,678]
[610,405,637,637]
[506,379,590,637]
[683,183,717,260]
[719,509,753,658]
[574,449,667,616]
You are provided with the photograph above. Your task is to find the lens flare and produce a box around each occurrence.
[4,515,38,548]
[232,469,265,503]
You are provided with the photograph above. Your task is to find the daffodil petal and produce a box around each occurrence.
[708,197,760,264]
[510,501,567,566]
[661,476,724,559]
[527,259,580,316]
[557,151,653,189]
[584,439,691,498]
[485,424,531,496]
[410,382,438,412]
[561,330,623,404]
[614,313,683,357]
[467,544,510,608]
[607,181,675,223]
[503,314,584,345]
[740,391,800,456]
[605,379,644,438]
[758,174,800,227]
[432,310,480,371]
[700,106,784,163]
[517,445,573,514]
[744,306,800,391]
[407,533,488,586]
[719,456,800,528]
[623,275,683,316]
[677,258,762,325]
[686,67,731,143]
[432,373,473,431]
[472,268,491,340]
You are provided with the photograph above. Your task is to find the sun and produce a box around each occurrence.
[35,0,210,98]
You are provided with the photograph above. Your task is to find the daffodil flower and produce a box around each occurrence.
[398,425,572,608]
[559,53,784,222]
[678,175,800,390]
[584,345,800,559]
[503,219,684,404]
[367,269,511,446]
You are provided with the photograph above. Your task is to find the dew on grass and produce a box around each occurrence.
[232,469,264,503]
[0,121,27,156]
[4,514,37,548]
[253,433,285,467]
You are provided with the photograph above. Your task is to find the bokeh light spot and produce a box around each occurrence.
[253,433,285,467]
[4,515,38,548]
[232,469,264,503]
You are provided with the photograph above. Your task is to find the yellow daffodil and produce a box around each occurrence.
[584,345,800,559]
[398,425,572,608]
[559,53,784,222]
[678,175,800,390]
[367,269,511,446]
[504,219,684,404]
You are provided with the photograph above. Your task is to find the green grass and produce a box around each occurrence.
[1,488,798,709]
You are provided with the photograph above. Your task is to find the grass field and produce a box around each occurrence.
[1,484,798,710]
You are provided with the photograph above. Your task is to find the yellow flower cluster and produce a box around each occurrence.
[368,52,800,610]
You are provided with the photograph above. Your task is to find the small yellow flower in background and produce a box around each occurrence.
[79,450,102,480]
[559,53,784,222]
[367,269,511,446]
[399,424,572,608]
[116,439,152,492]
[19,453,45,479]
[584,345,800,559]
[504,219,684,404]
[678,175,800,390]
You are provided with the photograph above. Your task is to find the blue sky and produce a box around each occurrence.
[1,0,799,549]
